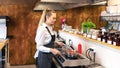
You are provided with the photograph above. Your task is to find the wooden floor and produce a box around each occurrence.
[11,65,36,68]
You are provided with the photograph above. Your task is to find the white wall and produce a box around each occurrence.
[59,31,120,68]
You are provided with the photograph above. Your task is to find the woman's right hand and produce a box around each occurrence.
[50,48,61,55]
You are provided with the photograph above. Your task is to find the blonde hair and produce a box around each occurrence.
[45,10,56,21]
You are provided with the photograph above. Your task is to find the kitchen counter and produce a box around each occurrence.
[59,30,120,68]
[0,39,9,50]
[59,30,120,53]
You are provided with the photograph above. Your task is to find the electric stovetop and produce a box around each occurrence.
[54,45,90,67]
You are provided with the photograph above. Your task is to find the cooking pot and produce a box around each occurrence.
[65,49,79,59]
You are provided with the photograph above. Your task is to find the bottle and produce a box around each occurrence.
[102,32,108,43]
[78,43,82,54]
[97,31,103,41]
[107,33,113,44]
[118,36,120,46]
[113,33,119,46]
[111,33,115,44]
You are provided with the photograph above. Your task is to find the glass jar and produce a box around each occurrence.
[107,33,113,44]
[102,32,108,43]
[113,33,119,46]
[97,31,103,41]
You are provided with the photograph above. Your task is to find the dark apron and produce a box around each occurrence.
[37,27,55,68]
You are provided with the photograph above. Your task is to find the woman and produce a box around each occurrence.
[34,10,63,68]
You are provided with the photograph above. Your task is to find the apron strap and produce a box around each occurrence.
[46,27,52,36]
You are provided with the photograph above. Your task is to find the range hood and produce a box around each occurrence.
[40,0,91,3]
[33,2,65,11]
[33,0,107,11]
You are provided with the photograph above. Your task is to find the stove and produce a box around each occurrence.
[54,46,90,67]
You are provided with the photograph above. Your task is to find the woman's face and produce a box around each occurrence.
[47,13,56,25]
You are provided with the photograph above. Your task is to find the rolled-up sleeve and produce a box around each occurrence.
[35,27,50,53]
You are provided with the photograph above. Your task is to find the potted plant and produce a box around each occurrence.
[82,19,96,33]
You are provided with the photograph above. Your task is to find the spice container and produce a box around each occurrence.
[118,36,120,46]
[113,33,119,46]
[107,33,113,44]
[102,32,108,43]
[97,31,103,41]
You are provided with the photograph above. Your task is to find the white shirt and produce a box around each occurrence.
[34,23,56,59]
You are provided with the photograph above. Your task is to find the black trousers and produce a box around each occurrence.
[36,57,38,68]
[36,58,56,68]
[36,52,57,68]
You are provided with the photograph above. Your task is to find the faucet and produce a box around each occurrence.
[69,39,74,50]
